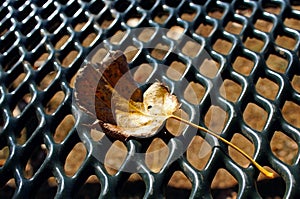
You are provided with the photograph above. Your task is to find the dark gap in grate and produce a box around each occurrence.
[2,47,23,72]
[113,0,132,13]
[0,6,10,22]
[0,18,13,37]
[234,1,253,17]
[39,1,58,20]
[0,31,18,54]
[20,16,39,36]
[11,0,27,10]
[262,1,283,15]
[138,0,157,10]
[165,0,182,8]
[179,1,198,22]
[96,9,117,30]
[71,11,89,32]
[14,4,34,22]
[191,0,206,6]
[63,0,82,17]
[87,0,105,15]
[124,7,144,28]
[14,106,40,145]
[44,13,64,33]
[23,30,44,52]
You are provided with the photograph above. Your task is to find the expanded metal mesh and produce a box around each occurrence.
[0,0,300,198]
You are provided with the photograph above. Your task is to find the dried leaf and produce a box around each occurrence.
[74,51,179,140]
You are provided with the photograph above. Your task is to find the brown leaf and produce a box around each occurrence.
[74,51,180,140]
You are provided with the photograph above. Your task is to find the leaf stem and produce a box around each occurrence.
[170,114,275,178]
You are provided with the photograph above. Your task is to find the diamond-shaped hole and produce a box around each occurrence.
[275,34,297,50]
[104,141,128,175]
[0,146,9,168]
[166,109,189,137]
[207,6,224,19]
[126,9,143,27]
[45,91,65,115]
[38,71,58,90]
[64,142,87,177]
[77,175,101,198]
[271,131,299,165]
[213,38,233,55]
[257,171,284,198]
[114,0,131,12]
[33,51,50,70]
[151,43,170,60]
[244,36,265,52]
[255,78,279,100]
[153,9,170,24]
[124,45,139,63]
[138,0,156,10]
[0,19,12,37]
[138,27,156,43]
[16,110,40,145]
[284,17,300,31]
[282,101,300,128]
[88,0,105,15]
[24,144,48,179]
[166,60,187,81]
[39,2,57,19]
[292,75,300,93]
[2,47,22,72]
[12,92,32,117]
[199,58,220,79]
[167,171,192,196]
[7,73,26,93]
[119,173,145,198]
[80,29,98,48]
[254,18,274,32]
[20,17,38,36]
[52,30,71,50]
[180,4,197,22]
[220,79,242,102]
[243,103,268,131]
[72,13,89,32]
[133,63,154,83]
[90,48,109,65]
[45,14,64,33]
[0,179,16,198]
[195,22,214,37]
[60,49,79,68]
[181,40,202,58]
[232,55,254,76]
[229,133,254,168]
[167,25,185,40]
[145,138,169,173]
[292,2,300,11]
[35,177,57,198]
[266,54,288,74]
[165,0,182,8]
[205,106,228,134]
[186,135,212,170]
[211,169,238,189]
[225,20,244,35]
[54,114,75,143]
[90,129,105,142]
[110,30,127,45]
[64,1,81,17]
[263,2,281,15]
[184,81,206,105]
[96,9,116,29]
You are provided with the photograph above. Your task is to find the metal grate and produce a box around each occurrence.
[0,0,300,198]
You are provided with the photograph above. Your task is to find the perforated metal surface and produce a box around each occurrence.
[0,0,300,198]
